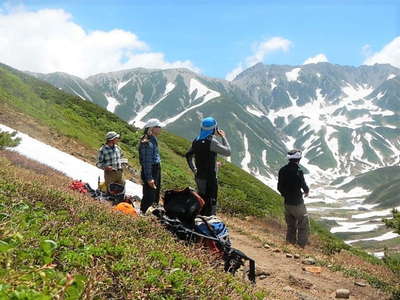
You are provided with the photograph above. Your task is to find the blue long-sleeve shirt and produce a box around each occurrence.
[139,135,161,181]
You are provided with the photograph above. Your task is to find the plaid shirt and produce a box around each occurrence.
[96,144,123,170]
[139,135,161,180]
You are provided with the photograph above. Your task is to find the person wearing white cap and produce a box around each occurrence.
[96,131,124,193]
[277,149,310,248]
[138,119,163,214]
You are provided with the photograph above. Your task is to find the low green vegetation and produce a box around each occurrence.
[0,130,20,149]
[383,209,400,278]
[385,209,400,234]
[0,157,263,299]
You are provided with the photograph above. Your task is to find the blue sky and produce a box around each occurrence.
[1,0,400,79]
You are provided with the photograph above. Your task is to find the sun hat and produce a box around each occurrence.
[144,118,163,128]
[196,117,217,141]
[106,131,120,141]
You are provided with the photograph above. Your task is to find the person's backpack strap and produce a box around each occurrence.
[197,216,219,239]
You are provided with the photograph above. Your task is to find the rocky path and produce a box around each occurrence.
[224,215,392,300]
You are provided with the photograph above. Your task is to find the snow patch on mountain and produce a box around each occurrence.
[130,82,176,127]
[189,78,220,103]
[285,68,301,82]
[253,170,278,192]
[246,105,264,117]
[118,79,131,91]
[387,74,396,80]
[268,88,328,132]
[240,134,251,172]
[105,95,119,113]
[376,91,386,100]
[73,78,93,102]
[352,207,399,219]
[341,83,373,101]
[270,78,277,90]
[331,221,382,233]
[346,231,399,244]
[262,150,267,166]
[321,216,347,221]
[163,80,220,126]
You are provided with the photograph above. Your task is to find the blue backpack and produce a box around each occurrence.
[194,215,230,246]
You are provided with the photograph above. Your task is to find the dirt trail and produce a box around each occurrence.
[223,215,392,300]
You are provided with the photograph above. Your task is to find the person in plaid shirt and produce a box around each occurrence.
[139,119,162,214]
[96,131,124,193]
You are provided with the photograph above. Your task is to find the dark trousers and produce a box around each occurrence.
[284,203,309,248]
[140,164,161,214]
[195,176,218,216]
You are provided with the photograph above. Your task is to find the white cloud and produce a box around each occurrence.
[303,54,328,65]
[363,37,400,68]
[0,7,199,77]
[226,37,292,81]
[361,44,372,58]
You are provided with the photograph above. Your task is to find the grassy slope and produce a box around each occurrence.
[0,153,263,299]
[0,63,398,297]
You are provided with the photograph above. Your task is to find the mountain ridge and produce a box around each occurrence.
[30,61,400,187]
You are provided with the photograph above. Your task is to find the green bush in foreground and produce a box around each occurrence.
[0,130,20,149]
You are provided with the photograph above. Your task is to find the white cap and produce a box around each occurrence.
[144,118,163,128]
[287,149,302,160]
[106,131,120,140]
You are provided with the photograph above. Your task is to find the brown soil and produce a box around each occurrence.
[223,215,396,300]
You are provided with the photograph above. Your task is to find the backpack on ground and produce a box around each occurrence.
[195,215,230,247]
[163,187,205,226]
[108,182,125,204]
[152,207,256,282]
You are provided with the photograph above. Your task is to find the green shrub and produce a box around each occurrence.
[0,130,20,149]
[383,252,400,276]
[384,209,400,234]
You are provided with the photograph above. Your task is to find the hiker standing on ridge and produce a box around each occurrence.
[185,117,231,216]
[277,149,310,248]
[139,119,163,215]
[96,131,125,193]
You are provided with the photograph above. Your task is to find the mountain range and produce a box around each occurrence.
[30,62,400,203]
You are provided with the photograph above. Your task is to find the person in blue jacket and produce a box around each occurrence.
[138,119,163,214]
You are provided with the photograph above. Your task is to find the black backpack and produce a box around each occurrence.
[163,187,205,226]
